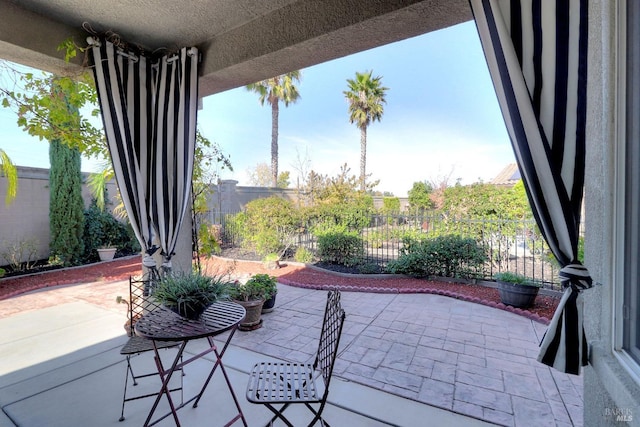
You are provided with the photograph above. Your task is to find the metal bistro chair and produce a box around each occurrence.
[118,276,183,422]
[246,290,346,427]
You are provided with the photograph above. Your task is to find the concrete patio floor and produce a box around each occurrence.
[0,278,582,426]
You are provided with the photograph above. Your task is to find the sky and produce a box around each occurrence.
[0,20,515,197]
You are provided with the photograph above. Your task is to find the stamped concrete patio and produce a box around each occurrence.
[0,278,582,426]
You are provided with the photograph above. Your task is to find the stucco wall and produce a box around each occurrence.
[0,166,118,266]
[584,1,640,425]
[207,180,301,213]
[207,179,410,214]
[1,172,409,267]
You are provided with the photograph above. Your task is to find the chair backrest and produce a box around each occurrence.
[313,291,346,390]
[127,276,162,337]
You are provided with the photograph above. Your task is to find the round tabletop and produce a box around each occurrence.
[134,301,246,341]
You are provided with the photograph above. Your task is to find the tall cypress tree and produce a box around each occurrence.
[49,80,85,265]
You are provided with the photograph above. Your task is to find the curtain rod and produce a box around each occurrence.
[86,36,198,63]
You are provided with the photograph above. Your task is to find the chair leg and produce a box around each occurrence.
[264,403,294,427]
[127,355,139,386]
[119,356,132,422]
[119,352,185,422]
[263,402,329,427]
[305,402,330,427]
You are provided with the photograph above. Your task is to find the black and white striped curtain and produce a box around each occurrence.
[470,0,592,375]
[90,39,199,273]
[149,46,199,271]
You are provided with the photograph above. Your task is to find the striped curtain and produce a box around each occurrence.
[470,0,592,375]
[90,39,199,273]
[150,47,199,271]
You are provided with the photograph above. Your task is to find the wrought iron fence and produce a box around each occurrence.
[199,210,562,290]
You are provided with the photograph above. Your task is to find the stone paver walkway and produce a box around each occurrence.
[230,285,583,426]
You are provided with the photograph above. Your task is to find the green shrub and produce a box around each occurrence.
[381,197,400,214]
[364,230,384,249]
[385,247,428,277]
[0,267,5,278]
[493,271,539,286]
[386,234,487,279]
[253,229,281,257]
[242,197,299,257]
[307,201,372,233]
[294,246,313,263]
[197,223,221,257]
[81,200,140,262]
[262,252,280,263]
[397,227,426,242]
[316,231,364,267]
[311,221,348,237]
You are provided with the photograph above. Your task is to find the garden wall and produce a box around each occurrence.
[207,179,410,213]
[0,166,118,265]
[0,172,408,267]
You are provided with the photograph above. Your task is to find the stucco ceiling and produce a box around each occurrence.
[0,0,471,97]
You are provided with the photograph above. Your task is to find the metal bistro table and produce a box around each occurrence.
[134,301,247,427]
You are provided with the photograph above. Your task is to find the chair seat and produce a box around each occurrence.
[247,362,322,404]
[245,291,344,426]
[120,335,180,355]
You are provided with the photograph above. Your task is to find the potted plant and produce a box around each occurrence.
[96,219,123,261]
[97,242,117,261]
[494,271,541,308]
[153,271,232,319]
[229,274,277,330]
[247,274,278,313]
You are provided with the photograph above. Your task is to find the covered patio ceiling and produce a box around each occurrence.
[0,0,471,96]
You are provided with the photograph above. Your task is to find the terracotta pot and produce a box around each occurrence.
[235,299,265,330]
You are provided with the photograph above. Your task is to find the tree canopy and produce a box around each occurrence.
[0,149,17,204]
[1,53,105,204]
[441,181,531,219]
[48,80,85,265]
[0,58,106,160]
[344,70,388,191]
[246,71,301,187]
[247,162,290,188]
[407,181,435,212]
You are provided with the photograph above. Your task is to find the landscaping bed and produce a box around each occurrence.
[0,252,560,324]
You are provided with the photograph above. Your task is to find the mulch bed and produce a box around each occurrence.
[0,255,560,324]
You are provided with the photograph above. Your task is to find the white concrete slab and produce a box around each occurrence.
[0,302,125,385]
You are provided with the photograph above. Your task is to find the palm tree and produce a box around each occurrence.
[344,70,388,191]
[246,71,301,187]
[0,149,18,204]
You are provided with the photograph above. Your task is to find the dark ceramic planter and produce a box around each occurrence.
[497,281,539,308]
[262,294,276,313]
[169,303,210,320]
